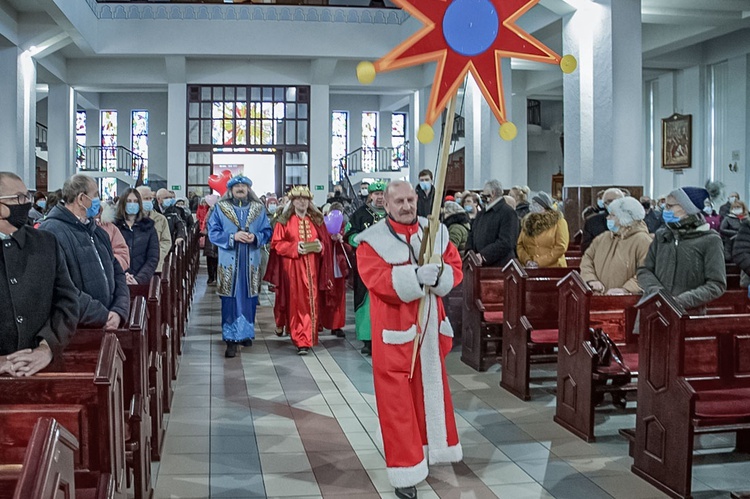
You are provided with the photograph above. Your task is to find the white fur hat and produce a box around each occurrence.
[608,196,645,227]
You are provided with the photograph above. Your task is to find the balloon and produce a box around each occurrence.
[208,169,232,195]
[560,54,578,74]
[417,123,435,144]
[357,61,376,85]
[325,210,344,235]
[204,194,219,207]
[499,121,517,141]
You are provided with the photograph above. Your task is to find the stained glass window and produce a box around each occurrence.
[131,110,148,183]
[75,111,86,170]
[100,110,117,200]
[331,111,348,182]
[392,113,406,170]
[362,111,378,173]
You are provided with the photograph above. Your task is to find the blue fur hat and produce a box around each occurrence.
[227,176,253,189]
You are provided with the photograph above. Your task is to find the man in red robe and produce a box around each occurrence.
[356,180,463,499]
[269,186,333,355]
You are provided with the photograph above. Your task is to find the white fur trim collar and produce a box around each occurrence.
[356,217,450,265]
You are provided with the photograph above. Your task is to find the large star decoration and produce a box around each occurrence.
[358,0,576,142]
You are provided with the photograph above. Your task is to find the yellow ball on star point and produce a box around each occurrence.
[417,123,435,144]
[499,122,517,141]
[357,61,376,85]
[560,54,577,74]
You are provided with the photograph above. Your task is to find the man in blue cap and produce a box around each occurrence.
[208,175,273,358]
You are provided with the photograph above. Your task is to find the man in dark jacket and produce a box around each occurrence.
[155,188,187,242]
[581,188,624,253]
[641,195,663,233]
[468,179,519,267]
[40,174,130,329]
[415,169,435,218]
[0,172,79,377]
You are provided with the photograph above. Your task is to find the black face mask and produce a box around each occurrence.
[1,202,31,229]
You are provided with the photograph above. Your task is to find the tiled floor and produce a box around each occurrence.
[153,269,749,498]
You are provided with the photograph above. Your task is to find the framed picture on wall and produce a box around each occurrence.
[662,113,692,170]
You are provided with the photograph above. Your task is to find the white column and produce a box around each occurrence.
[0,47,36,188]
[563,0,643,186]
[511,73,529,188]
[47,83,75,190]
[167,83,187,193]
[411,86,440,184]
[310,84,330,206]
[486,59,514,187]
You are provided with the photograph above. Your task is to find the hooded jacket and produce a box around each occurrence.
[443,211,471,255]
[580,220,653,293]
[39,205,130,326]
[516,210,569,268]
[115,216,160,284]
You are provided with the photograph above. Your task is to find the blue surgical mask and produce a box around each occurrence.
[597,199,605,209]
[85,196,101,219]
[703,207,713,215]
[163,198,176,208]
[662,209,680,224]
[37,200,46,210]
[419,181,431,192]
[606,219,619,233]
[268,204,278,214]
[126,202,140,215]
[464,205,473,213]
[142,200,153,212]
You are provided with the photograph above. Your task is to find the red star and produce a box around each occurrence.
[375,0,561,126]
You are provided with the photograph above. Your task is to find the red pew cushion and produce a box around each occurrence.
[483,311,503,323]
[694,388,750,420]
[530,329,558,344]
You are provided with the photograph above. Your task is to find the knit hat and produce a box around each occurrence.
[532,191,555,211]
[607,197,645,227]
[669,187,708,215]
[443,201,463,218]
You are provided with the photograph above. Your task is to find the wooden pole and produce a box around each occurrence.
[409,95,458,380]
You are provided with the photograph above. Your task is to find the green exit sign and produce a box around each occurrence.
[314,185,325,191]
[171,185,181,191]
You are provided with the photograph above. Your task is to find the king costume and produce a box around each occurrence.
[207,178,272,347]
[356,216,463,489]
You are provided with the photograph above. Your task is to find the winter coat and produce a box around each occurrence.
[156,204,187,241]
[115,216,160,284]
[720,215,743,260]
[704,212,721,231]
[580,221,653,294]
[636,220,726,312]
[731,218,750,286]
[581,211,608,254]
[467,197,519,267]
[97,220,130,272]
[144,211,172,273]
[0,226,79,358]
[643,209,664,234]
[39,205,130,326]
[517,210,569,268]
[443,212,471,256]
[415,184,435,218]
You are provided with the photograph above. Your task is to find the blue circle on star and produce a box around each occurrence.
[442,0,499,57]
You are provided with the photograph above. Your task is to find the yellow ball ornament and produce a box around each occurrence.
[356,61,376,85]
[560,54,577,74]
[417,123,435,144]
[499,122,517,141]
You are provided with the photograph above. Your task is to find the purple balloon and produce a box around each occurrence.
[325,210,344,234]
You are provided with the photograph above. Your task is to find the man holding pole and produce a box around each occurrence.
[356,180,463,499]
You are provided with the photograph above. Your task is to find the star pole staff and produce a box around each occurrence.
[409,95,457,380]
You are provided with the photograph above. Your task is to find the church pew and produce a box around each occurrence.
[159,252,176,406]
[7,417,114,499]
[173,242,187,354]
[630,291,750,499]
[129,278,166,462]
[461,251,504,371]
[500,260,578,400]
[64,297,152,499]
[0,334,127,499]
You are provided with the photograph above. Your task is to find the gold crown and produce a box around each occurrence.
[288,185,313,200]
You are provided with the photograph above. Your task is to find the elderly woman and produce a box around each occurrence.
[443,200,471,256]
[516,191,569,268]
[509,185,531,219]
[720,199,747,260]
[580,197,653,295]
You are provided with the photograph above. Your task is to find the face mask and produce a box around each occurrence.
[464,205,473,213]
[360,189,368,197]
[142,200,153,212]
[0,202,31,229]
[729,197,737,203]
[597,199,605,209]
[419,181,431,191]
[85,196,101,219]
[642,202,651,211]
[126,202,140,215]
[163,198,176,208]
[662,209,680,224]
[732,208,743,216]
[37,200,46,210]
[480,195,490,204]
[606,219,619,233]
[703,207,713,215]
[659,203,666,210]
[268,204,277,214]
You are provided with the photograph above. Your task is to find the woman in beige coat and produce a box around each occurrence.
[580,196,653,295]
[517,191,569,268]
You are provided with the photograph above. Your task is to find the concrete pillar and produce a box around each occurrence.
[47,83,75,190]
[563,0,643,187]
[410,86,440,184]
[0,47,36,188]
[167,83,187,193]
[310,84,330,206]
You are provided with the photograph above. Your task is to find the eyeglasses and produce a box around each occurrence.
[0,191,33,205]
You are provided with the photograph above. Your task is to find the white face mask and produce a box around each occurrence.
[732,208,743,215]
[360,189,368,196]
[729,196,737,203]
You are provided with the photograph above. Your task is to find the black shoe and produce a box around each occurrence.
[612,391,627,409]
[395,486,417,499]
[241,339,253,347]
[333,329,345,338]
[225,343,237,358]
[297,347,309,356]
[361,340,372,355]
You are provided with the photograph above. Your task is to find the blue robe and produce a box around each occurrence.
[208,199,272,342]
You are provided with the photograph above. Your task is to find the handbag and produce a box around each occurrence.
[590,328,630,375]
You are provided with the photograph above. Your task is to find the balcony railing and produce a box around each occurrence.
[36,122,48,151]
[80,145,146,181]
[336,141,409,180]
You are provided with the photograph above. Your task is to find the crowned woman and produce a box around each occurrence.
[268,186,334,355]
[208,176,273,358]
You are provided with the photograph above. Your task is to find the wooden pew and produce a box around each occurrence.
[130,278,166,462]
[159,252,176,406]
[630,291,750,499]
[461,251,504,371]
[500,260,578,400]
[554,271,639,442]
[0,334,127,499]
[65,298,152,499]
